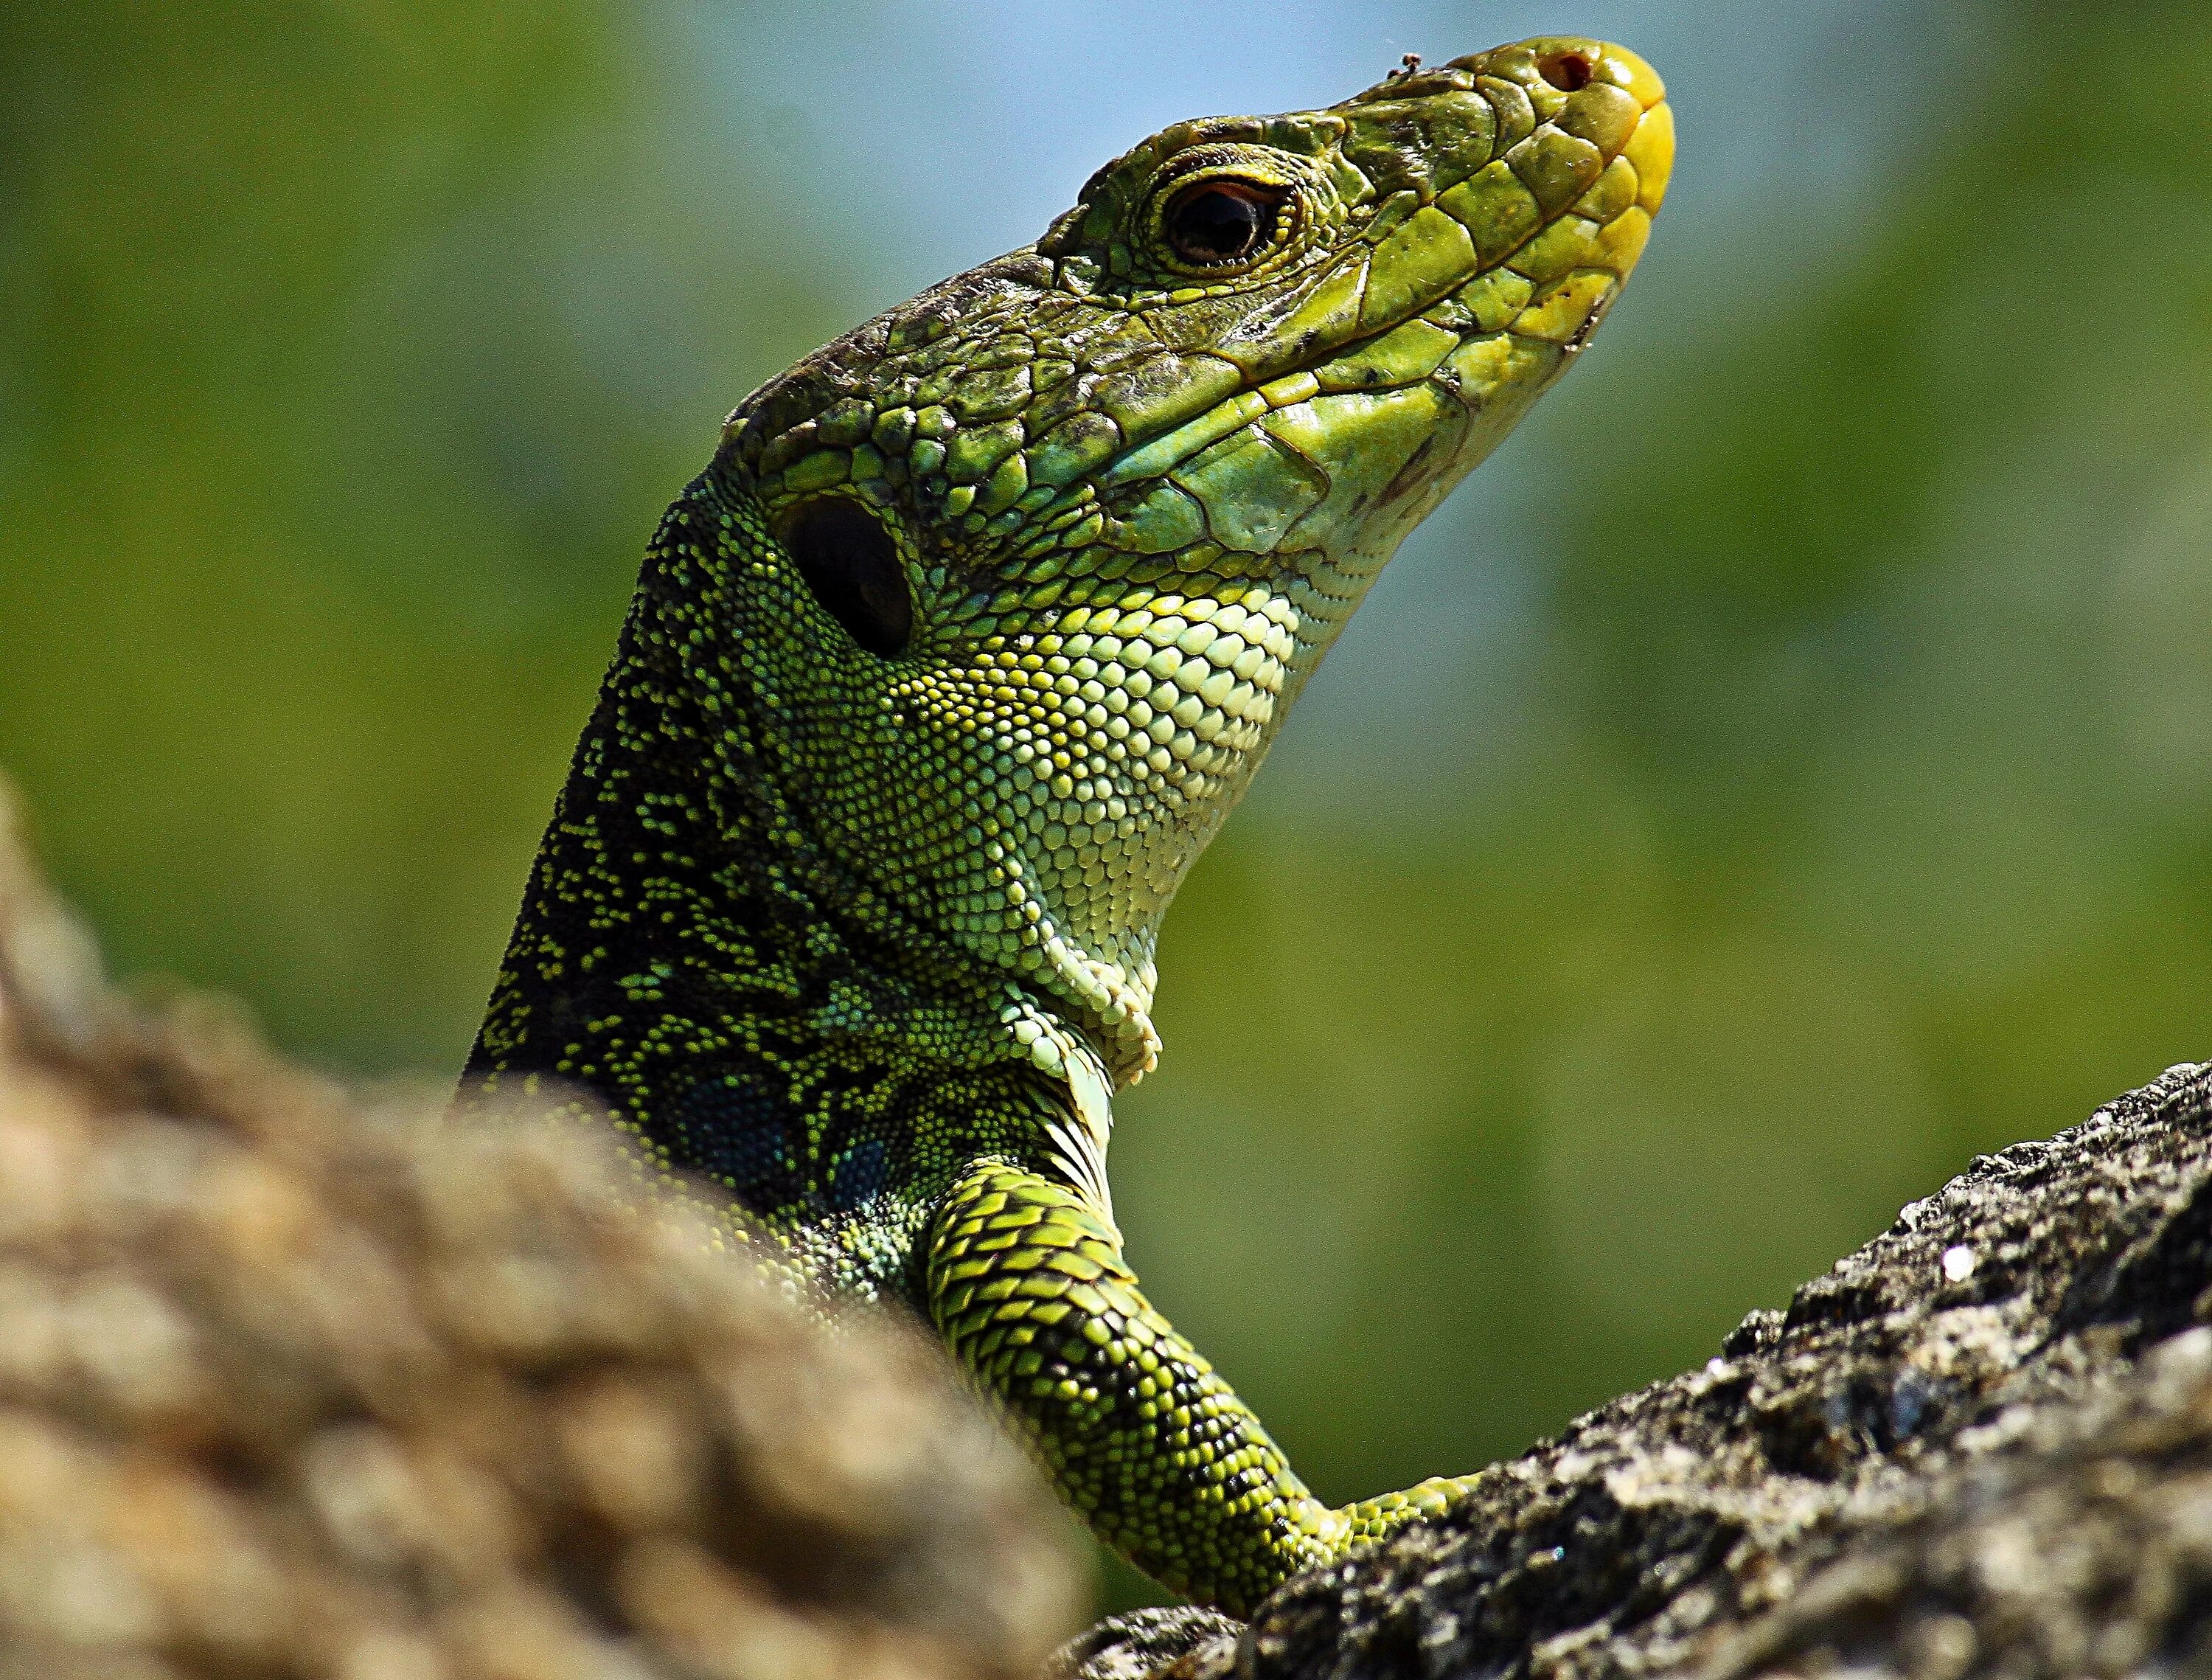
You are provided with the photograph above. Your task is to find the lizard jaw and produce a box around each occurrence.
[951,44,1674,1072]
[712,40,1671,1089]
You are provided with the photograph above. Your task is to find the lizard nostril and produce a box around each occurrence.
[1538,51,1593,92]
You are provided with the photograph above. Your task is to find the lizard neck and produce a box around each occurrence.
[467,476,1123,1258]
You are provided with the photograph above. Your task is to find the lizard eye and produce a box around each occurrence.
[1160,178,1289,269]
[779,496,913,658]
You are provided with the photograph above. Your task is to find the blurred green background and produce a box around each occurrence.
[5,0,2208,1614]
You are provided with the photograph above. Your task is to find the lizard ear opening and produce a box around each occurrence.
[778,496,914,659]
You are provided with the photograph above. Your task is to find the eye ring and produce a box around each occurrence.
[1155,176,1294,273]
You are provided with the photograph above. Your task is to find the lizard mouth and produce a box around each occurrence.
[717,41,1672,1086]
[1082,39,1672,578]
[933,50,1671,1071]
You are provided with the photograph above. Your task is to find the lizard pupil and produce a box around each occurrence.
[1163,180,1277,266]
[779,496,913,658]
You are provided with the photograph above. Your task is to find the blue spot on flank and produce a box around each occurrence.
[668,1070,798,1212]
[830,1136,889,1212]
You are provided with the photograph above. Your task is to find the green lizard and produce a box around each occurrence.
[467,37,1671,1616]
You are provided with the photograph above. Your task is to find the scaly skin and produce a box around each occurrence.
[467,38,1671,1615]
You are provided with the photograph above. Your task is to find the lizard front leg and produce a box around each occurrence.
[928,1159,1473,1617]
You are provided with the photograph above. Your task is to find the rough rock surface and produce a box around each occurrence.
[1061,1067,2212,1679]
[12,768,2210,1680]
[0,783,1083,1680]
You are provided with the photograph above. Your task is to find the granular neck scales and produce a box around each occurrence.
[470,38,1672,1614]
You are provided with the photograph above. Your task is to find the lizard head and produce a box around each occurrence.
[712,38,1671,1082]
